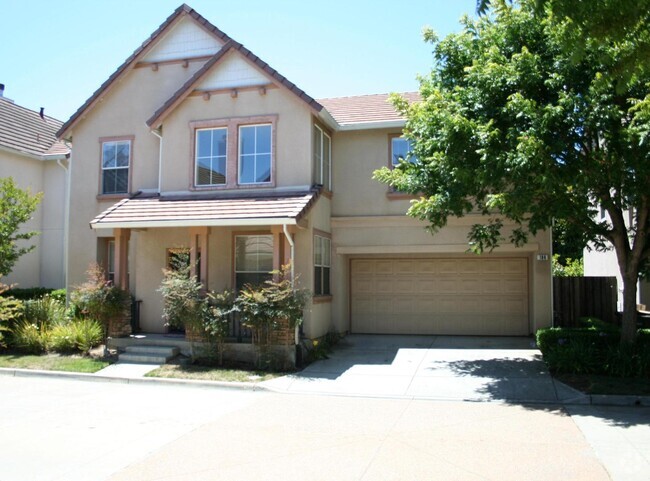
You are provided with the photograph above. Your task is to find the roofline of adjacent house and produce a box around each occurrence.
[90,217,299,229]
[0,144,69,161]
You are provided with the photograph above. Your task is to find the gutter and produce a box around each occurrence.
[283,223,298,345]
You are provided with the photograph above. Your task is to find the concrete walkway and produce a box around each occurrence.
[262,335,583,403]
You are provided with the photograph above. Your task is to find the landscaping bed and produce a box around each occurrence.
[145,363,284,382]
[0,352,111,373]
[555,372,650,396]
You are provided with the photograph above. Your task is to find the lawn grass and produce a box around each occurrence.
[145,364,283,382]
[0,353,111,373]
[555,373,650,396]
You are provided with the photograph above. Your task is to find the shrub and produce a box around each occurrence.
[158,264,205,332]
[49,323,77,353]
[542,337,603,374]
[50,318,103,354]
[50,289,67,303]
[23,296,68,327]
[0,284,23,349]
[536,327,618,354]
[2,287,53,300]
[204,289,236,365]
[12,320,49,353]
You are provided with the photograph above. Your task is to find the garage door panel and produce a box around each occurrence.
[351,258,529,336]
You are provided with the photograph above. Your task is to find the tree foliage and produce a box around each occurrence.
[0,177,42,278]
[374,0,650,343]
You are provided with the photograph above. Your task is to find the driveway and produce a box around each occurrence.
[263,334,581,402]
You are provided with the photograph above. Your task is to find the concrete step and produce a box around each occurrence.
[118,353,169,364]
[124,345,179,356]
[118,344,180,364]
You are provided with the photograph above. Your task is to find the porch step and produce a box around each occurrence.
[118,345,179,364]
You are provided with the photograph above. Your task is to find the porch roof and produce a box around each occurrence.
[90,190,318,229]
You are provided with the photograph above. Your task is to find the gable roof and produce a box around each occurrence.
[0,97,69,159]
[318,92,421,129]
[58,3,322,138]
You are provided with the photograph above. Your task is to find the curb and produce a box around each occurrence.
[0,367,271,392]
[2,367,649,406]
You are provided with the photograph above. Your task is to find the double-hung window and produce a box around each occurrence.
[195,128,227,186]
[313,125,331,191]
[314,235,331,296]
[101,140,130,195]
[239,124,272,184]
[234,234,274,290]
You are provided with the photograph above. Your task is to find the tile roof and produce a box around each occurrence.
[0,98,69,158]
[318,92,421,126]
[59,3,321,138]
[90,190,318,229]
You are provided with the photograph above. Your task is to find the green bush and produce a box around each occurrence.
[12,320,49,353]
[542,337,603,374]
[49,318,102,354]
[23,296,68,327]
[535,327,618,354]
[50,289,67,303]
[0,285,23,349]
[2,287,53,300]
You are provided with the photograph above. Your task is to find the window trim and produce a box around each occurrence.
[313,230,332,300]
[98,135,134,199]
[189,115,277,191]
[313,124,332,193]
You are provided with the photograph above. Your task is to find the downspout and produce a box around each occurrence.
[283,223,298,345]
[151,128,163,193]
[57,148,71,292]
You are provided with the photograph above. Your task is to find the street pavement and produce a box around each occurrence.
[1,375,648,480]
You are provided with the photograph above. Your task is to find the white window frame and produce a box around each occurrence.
[238,124,273,185]
[101,140,131,195]
[195,127,228,186]
[314,235,331,296]
[390,136,416,168]
[234,234,274,290]
[313,125,331,191]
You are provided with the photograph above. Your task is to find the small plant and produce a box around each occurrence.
[12,320,49,353]
[236,265,309,369]
[0,283,23,349]
[205,289,236,366]
[23,296,68,327]
[71,264,130,350]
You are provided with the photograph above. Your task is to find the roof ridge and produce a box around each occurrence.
[317,91,419,102]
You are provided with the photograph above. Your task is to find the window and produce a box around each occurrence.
[391,137,417,167]
[107,240,115,283]
[239,124,272,184]
[313,125,331,191]
[195,128,227,186]
[314,235,331,296]
[234,235,273,290]
[101,140,130,194]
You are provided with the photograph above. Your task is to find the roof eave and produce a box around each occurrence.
[90,217,299,230]
[337,119,406,131]
[0,144,69,161]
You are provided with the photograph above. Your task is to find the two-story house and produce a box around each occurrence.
[0,85,69,289]
[57,4,552,346]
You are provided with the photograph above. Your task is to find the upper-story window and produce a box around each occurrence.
[101,139,131,195]
[391,136,417,167]
[239,124,272,184]
[195,128,227,186]
[313,125,331,191]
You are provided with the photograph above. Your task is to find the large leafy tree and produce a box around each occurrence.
[0,177,42,278]
[374,0,650,343]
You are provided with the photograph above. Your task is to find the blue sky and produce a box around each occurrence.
[0,0,476,122]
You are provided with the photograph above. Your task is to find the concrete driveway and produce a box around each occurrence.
[263,334,580,403]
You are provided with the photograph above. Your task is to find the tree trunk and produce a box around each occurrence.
[620,273,638,345]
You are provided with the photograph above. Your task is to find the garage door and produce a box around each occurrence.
[350,258,529,335]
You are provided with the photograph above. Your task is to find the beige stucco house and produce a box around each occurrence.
[57,4,552,343]
[0,85,69,288]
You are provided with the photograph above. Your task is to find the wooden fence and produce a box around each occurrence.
[553,276,618,327]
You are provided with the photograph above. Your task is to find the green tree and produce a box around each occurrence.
[0,177,42,278]
[374,0,650,343]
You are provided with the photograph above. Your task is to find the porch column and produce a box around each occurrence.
[271,226,285,275]
[189,226,209,287]
[113,228,130,291]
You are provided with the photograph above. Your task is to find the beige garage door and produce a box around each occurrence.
[351,258,529,336]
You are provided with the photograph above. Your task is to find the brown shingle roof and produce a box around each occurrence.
[318,92,421,126]
[0,98,69,158]
[90,190,318,229]
[59,3,321,138]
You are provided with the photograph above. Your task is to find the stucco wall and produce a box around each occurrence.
[0,149,66,288]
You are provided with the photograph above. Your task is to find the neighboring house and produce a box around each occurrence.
[57,4,552,341]
[0,85,69,288]
[584,208,650,311]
